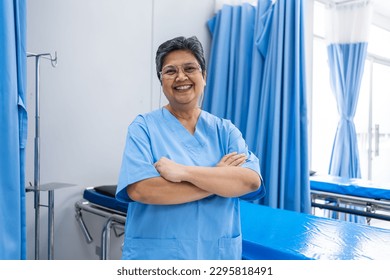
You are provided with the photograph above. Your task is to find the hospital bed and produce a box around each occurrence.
[310,175,390,223]
[74,185,127,260]
[75,185,390,260]
[241,200,390,260]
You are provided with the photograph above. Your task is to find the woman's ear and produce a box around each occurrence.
[203,70,207,86]
[159,73,163,85]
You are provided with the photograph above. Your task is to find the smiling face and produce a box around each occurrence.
[161,50,206,110]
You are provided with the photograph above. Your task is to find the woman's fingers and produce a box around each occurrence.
[216,152,247,167]
[234,155,247,166]
[220,152,237,162]
[225,153,247,166]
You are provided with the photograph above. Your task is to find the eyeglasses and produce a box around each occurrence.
[159,62,202,80]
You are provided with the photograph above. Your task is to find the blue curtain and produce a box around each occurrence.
[327,43,367,178]
[204,3,256,136]
[0,0,27,260]
[203,0,310,213]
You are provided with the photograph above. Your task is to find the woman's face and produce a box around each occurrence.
[160,50,206,109]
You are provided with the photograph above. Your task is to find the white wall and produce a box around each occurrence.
[26,0,214,260]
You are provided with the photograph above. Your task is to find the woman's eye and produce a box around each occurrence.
[164,68,177,75]
[184,66,197,73]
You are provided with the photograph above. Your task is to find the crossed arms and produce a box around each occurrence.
[126,152,261,205]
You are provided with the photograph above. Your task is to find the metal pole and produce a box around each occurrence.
[28,52,57,260]
[368,59,373,180]
[48,190,54,259]
[33,55,41,260]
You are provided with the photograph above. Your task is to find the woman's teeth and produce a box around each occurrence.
[175,85,192,90]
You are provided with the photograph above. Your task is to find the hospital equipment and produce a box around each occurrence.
[27,52,76,260]
[310,175,390,223]
[75,185,390,260]
[27,52,57,259]
[75,185,127,260]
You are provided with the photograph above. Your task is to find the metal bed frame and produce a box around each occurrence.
[310,175,390,224]
[311,190,390,222]
[74,187,127,260]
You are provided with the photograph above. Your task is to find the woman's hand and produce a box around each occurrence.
[152,153,259,199]
[154,157,186,183]
[216,152,247,167]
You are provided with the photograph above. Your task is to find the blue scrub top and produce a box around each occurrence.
[116,108,264,260]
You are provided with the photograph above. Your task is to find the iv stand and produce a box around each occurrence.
[27,52,57,260]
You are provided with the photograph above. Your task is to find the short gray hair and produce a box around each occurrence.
[155,36,206,81]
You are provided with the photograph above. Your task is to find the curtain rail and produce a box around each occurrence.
[315,0,370,7]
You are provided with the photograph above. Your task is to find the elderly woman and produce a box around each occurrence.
[116,36,264,260]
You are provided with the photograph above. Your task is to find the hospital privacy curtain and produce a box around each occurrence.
[203,0,310,213]
[326,0,373,179]
[0,0,27,260]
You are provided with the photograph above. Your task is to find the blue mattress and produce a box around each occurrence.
[83,185,128,213]
[240,200,390,260]
[310,175,390,200]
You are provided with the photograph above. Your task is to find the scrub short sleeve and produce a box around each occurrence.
[227,123,265,201]
[116,116,160,203]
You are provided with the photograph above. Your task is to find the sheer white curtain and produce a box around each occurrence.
[214,0,257,12]
[214,0,278,11]
[325,0,372,44]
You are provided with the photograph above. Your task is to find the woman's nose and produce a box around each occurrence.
[175,68,188,80]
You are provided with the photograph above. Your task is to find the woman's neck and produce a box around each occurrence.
[165,104,201,121]
[165,104,201,134]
